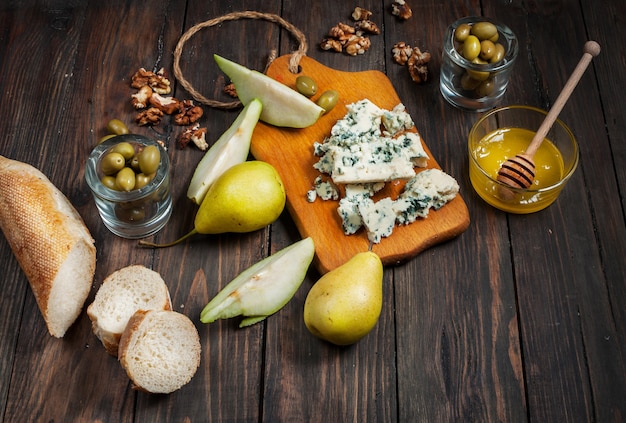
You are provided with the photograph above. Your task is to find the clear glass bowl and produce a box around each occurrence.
[468,105,579,213]
[440,17,518,112]
[85,134,172,238]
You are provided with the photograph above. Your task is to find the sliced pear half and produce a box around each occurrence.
[214,54,324,128]
[187,98,262,205]
[200,237,315,327]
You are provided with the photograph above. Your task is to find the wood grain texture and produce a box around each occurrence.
[252,55,470,273]
[0,0,625,422]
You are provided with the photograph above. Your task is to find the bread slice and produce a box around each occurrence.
[0,155,96,338]
[118,310,201,394]
[87,265,172,355]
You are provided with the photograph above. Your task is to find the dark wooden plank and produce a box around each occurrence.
[262,1,398,421]
[385,1,527,421]
[493,0,626,421]
[132,1,283,422]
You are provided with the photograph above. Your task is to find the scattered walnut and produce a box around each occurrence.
[135,107,164,126]
[355,20,380,35]
[130,67,171,95]
[131,85,153,109]
[174,100,203,126]
[407,47,431,83]
[177,124,208,150]
[148,93,180,115]
[320,38,343,53]
[190,126,208,151]
[224,83,238,97]
[352,6,372,21]
[391,0,413,20]
[392,42,413,65]
[345,36,371,56]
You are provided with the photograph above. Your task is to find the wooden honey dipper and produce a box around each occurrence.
[497,41,601,190]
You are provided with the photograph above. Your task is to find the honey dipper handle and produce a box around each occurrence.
[526,41,601,158]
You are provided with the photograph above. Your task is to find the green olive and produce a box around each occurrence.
[479,40,496,60]
[462,35,481,60]
[115,167,136,191]
[138,145,160,175]
[100,175,118,190]
[489,33,499,43]
[460,73,481,91]
[129,155,141,172]
[98,134,117,145]
[316,90,339,113]
[116,206,146,222]
[490,43,505,63]
[295,75,318,97]
[111,142,136,161]
[454,23,471,42]
[106,119,129,135]
[134,173,153,189]
[476,78,496,97]
[470,22,498,41]
[100,152,126,175]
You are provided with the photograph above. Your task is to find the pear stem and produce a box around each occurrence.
[138,228,198,248]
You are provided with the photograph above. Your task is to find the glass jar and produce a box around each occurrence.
[440,17,518,111]
[85,134,172,238]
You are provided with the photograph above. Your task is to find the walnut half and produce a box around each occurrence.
[391,0,413,20]
[407,47,431,83]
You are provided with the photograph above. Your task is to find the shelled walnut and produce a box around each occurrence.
[135,107,164,126]
[174,100,203,126]
[392,43,431,84]
[407,47,431,83]
[130,67,171,95]
[391,0,413,20]
[392,41,413,65]
[177,124,208,150]
[319,7,380,56]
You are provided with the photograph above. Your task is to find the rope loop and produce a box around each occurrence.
[172,11,308,109]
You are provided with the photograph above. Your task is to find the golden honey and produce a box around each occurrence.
[470,127,567,213]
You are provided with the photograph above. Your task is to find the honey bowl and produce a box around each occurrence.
[468,105,579,213]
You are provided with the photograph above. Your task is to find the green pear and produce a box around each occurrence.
[214,54,324,128]
[187,98,262,205]
[201,237,315,327]
[195,160,285,233]
[303,251,383,346]
[140,161,285,248]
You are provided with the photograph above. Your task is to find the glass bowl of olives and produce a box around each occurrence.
[85,134,172,239]
[440,17,518,111]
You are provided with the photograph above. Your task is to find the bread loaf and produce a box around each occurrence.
[118,309,201,394]
[87,265,172,355]
[0,155,96,338]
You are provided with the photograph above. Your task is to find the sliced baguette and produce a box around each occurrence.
[118,309,201,394]
[87,265,172,355]
[0,155,96,338]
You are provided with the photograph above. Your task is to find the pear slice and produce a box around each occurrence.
[214,54,325,128]
[187,98,263,205]
[200,237,315,327]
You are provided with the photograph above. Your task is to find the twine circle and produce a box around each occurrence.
[173,11,308,109]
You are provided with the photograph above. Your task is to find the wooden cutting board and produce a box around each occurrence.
[251,55,470,274]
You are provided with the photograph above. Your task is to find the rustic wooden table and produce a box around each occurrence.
[1,1,624,422]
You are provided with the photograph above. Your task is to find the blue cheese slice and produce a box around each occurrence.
[394,169,460,225]
[313,99,428,184]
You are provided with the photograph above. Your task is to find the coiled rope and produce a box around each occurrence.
[172,11,308,110]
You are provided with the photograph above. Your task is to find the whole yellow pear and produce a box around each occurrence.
[195,161,285,234]
[303,251,383,346]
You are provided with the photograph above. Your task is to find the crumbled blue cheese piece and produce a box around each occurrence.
[313,99,428,184]
[307,176,339,202]
[394,169,460,225]
[358,197,396,243]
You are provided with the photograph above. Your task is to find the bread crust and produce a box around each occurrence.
[0,155,96,337]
